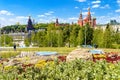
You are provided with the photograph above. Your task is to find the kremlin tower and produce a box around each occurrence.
[27,16,34,31]
[78,8,96,27]
[55,18,59,27]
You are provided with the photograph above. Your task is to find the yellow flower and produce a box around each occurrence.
[0,63,2,67]
[4,66,13,71]
[23,57,30,60]
[37,60,46,64]
[35,60,47,68]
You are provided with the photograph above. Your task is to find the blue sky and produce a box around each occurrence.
[0,0,120,26]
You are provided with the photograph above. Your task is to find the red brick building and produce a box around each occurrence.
[78,8,96,27]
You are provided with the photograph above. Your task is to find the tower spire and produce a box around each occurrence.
[79,10,83,19]
[87,7,91,16]
[55,18,59,27]
[27,16,34,31]
[78,10,83,26]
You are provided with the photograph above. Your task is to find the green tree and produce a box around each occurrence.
[46,23,55,47]
[36,31,47,47]
[103,24,112,48]
[0,35,13,46]
[83,24,93,45]
[70,25,80,47]
[92,28,104,48]
[63,25,71,46]
[24,37,31,46]
[31,31,37,46]
[57,29,64,47]
[115,29,120,44]
[77,27,84,46]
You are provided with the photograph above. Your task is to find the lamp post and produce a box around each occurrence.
[4,31,6,47]
[84,25,87,47]
[0,24,1,47]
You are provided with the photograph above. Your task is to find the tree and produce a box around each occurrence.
[24,37,30,47]
[46,23,55,47]
[36,31,47,47]
[70,25,80,47]
[31,31,37,46]
[63,25,71,46]
[77,27,84,46]
[114,28,120,44]
[0,35,13,46]
[57,29,64,47]
[92,28,104,48]
[83,24,93,45]
[103,24,112,48]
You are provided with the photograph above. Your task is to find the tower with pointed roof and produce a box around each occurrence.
[87,7,91,25]
[27,16,34,31]
[78,11,83,26]
[55,18,59,27]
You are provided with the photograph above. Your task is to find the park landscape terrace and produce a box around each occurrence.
[0,0,120,80]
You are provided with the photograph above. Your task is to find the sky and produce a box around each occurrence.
[0,0,120,26]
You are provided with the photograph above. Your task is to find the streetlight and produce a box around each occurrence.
[84,25,86,47]
[0,24,1,47]
[4,31,6,47]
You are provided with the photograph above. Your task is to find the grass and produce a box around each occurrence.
[0,47,120,58]
[0,51,20,58]
[17,47,76,54]
[103,48,120,53]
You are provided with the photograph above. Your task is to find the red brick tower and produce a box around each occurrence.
[92,18,96,27]
[84,8,91,26]
[87,8,91,25]
[78,11,83,27]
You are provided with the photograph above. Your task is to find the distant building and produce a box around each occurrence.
[110,20,120,25]
[96,20,120,32]
[55,18,69,27]
[78,8,96,27]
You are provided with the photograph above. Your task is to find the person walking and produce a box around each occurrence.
[13,43,16,51]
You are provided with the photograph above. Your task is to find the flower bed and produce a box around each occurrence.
[0,59,120,80]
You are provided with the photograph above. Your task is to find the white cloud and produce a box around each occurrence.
[115,9,120,12]
[75,6,79,9]
[117,0,120,6]
[44,13,51,16]
[83,7,88,10]
[76,0,86,2]
[117,0,120,4]
[96,15,120,24]
[100,4,110,9]
[0,17,6,21]
[49,11,54,14]
[68,17,78,20]
[92,0,101,4]
[0,10,14,16]
[44,11,54,16]
[38,11,54,18]
[0,15,28,26]
[92,4,100,8]
[16,16,28,19]
[38,15,46,17]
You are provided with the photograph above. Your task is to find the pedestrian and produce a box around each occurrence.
[13,43,16,51]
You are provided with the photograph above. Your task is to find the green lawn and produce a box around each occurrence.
[17,47,76,54]
[0,47,120,58]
